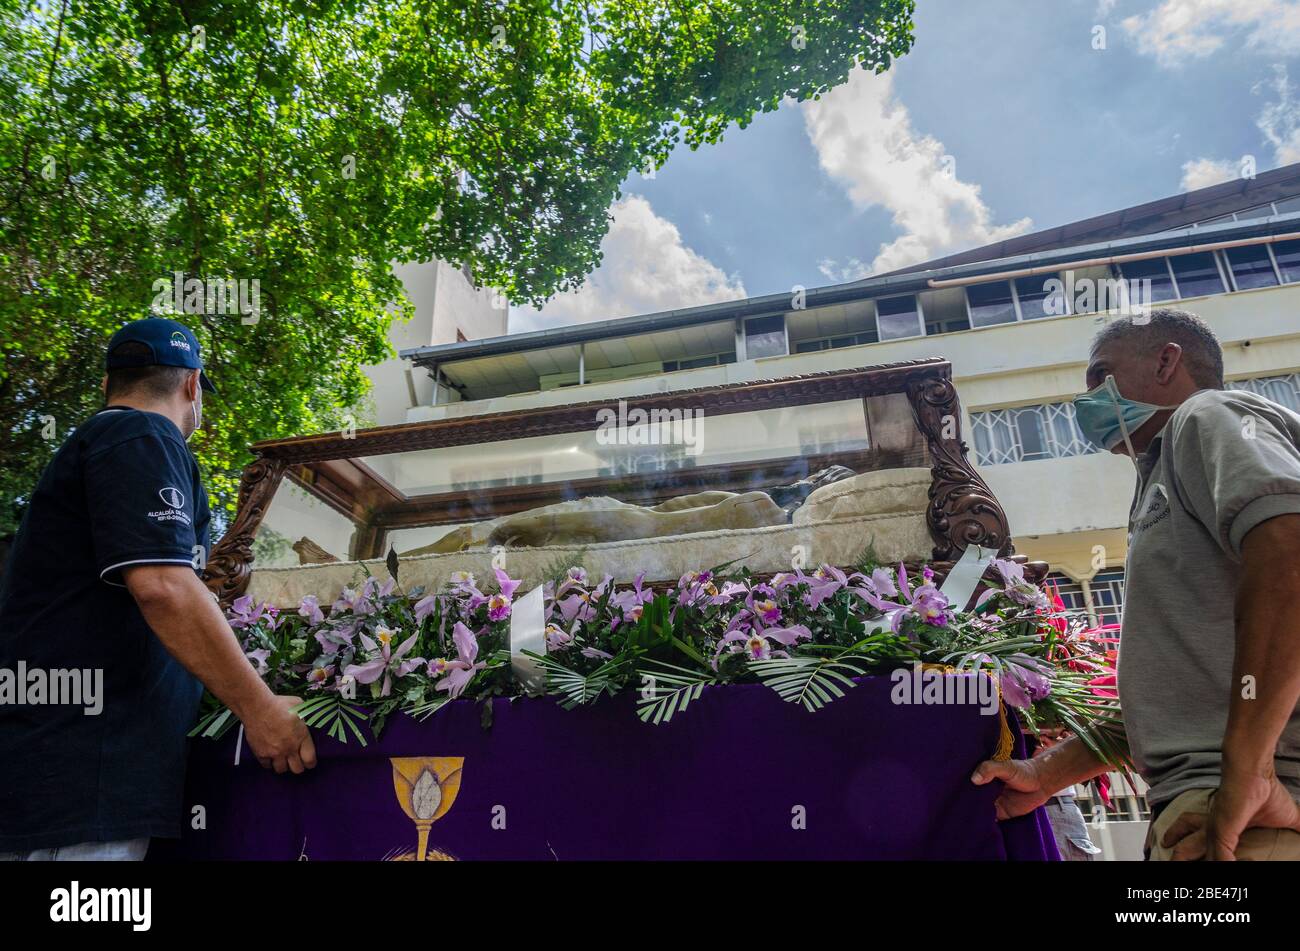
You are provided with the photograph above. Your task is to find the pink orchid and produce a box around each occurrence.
[298,595,324,625]
[433,622,487,699]
[343,625,424,697]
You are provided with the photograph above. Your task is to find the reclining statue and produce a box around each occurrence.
[400,465,858,556]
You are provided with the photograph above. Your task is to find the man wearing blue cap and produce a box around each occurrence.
[0,318,314,861]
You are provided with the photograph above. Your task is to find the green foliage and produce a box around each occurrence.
[0,0,916,532]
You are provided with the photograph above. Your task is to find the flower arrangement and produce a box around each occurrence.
[193,553,1126,767]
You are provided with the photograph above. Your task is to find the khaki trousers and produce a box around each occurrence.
[1146,787,1300,860]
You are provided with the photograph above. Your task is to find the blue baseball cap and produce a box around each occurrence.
[105,318,216,393]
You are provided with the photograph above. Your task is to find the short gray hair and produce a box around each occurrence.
[1090,308,1224,389]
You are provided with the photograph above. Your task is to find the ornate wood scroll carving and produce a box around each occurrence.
[203,456,286,606]
[905,370,1015,563]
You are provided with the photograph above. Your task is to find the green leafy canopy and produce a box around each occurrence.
[0,0,915,530]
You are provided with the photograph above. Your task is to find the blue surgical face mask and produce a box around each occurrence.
[1072,375,1178,459]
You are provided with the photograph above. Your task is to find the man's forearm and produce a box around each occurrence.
[124,566,278,722]
[1033,733,1114,793]
[1224,519,1300,779]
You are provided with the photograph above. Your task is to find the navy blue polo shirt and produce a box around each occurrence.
[0,406,209,851]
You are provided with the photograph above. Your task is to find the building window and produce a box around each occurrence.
[1045,573,1089,615]
[663,352,733,372]
[1228,372,1300,414]
[744,314,787,359]
[1119,257,1177,303]
[1271,238,1300,283]
[875,295,923,340]
[1088,568,1126,627]
[794,328,880,353]
[1224,245,1279,290]
[1014,272,1066,319]
[971,401,1097,465]
[966,280,1018,328]
[1169,251,1225,298]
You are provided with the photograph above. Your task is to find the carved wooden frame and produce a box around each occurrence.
[203,358,1033,604]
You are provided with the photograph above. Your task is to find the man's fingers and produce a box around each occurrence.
[273,756,289,775]
[287,752,305,775]
[1170,828,1207,861]
[257,755,272,770]
[971,760,1018,786]
[300,736,318,770]
[1160,811,1205,848]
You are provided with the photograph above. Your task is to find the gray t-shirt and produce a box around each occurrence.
[1120,388,1300,807]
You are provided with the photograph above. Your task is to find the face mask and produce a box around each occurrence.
[188,393,202,443]
[1072,375,1178,460]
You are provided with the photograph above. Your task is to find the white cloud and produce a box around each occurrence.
[511,195,746,333]
[817,258,871,283]
[1179,156,1239,190]
[1122,0,1300,68]
[1256,64,1300,164]
[1096,0,1118,16]
[801,68,1032,276]
[1179,64,1300,188]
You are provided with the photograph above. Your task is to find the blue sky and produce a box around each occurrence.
[511,0,1300,333]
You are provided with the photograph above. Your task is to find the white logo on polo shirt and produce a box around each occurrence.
[148,486,191,526]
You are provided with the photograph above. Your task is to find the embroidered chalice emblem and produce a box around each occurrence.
[386,757,463,861]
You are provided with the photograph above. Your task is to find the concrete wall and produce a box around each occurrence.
[364,260,506,427]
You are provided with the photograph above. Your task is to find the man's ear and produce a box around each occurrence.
[101,374,109,398]
[1155,342,1183,384]
[187,369,201,401]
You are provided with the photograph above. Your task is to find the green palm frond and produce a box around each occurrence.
[406,695,452,721]
[189,706,237,740]
[635,660,716,725]
[749,655,863,712]
[527,652,625,709]
[293,694,370,746]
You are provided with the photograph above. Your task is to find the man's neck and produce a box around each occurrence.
[105,395,188,436]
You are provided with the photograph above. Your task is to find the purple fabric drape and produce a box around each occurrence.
[155,675,1059,861]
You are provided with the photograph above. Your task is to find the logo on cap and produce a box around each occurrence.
[159,487,185,509]
[170,331,192,352]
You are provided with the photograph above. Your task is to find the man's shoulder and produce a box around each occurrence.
[1169,388,1299,437]
[77,408,188,458]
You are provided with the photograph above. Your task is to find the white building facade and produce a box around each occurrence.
[398,165,1300,631]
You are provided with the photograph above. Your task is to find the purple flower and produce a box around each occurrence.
[909,583,951,626]
[714,620,810,665]
[870,567,898,598]
[229,595,270,630]
[494,567,522,600]
[314,622,356,653]
[298,595,324,625]
[750,597,782,624]
[305,662,335,690]
[997,654,1052,709]
[487,593,511,622]
[545,623,573,651]
[245,648,270,674]
[558,592,595,624]
[412,592,440,623]
[610,572,654,627]
[989,559,1050,610]
[860,564,953,634]
[433,622,486,699]
[343,625,424,697]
